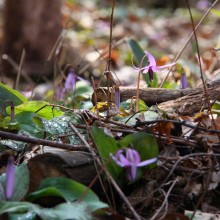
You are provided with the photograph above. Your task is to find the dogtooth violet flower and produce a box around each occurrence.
[5,156,15,200]
[55,70,77,100]
[181,72,188,89]
[110,148,157,181]
[133,51,176,81]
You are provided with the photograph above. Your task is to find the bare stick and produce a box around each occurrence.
[0,130,88,151]
[106,0,115,118]
[185,0,220,144]
[160,0,220,87]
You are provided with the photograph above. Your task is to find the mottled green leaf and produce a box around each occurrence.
[7,101,63,120]
[26,177,108,211]
[91,127,121,179]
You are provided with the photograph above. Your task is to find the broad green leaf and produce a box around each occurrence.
[0,163,29,201]
[26,177,108,211]
[0,201,37,215]
[0,139,26,151]
[8,212,37,220]
[211,101,220,115]
[42,112,85,144]
[143,110,160,121]
[15,112,44,138]
[211,9,220,17]
[0,83,27,113]
[38,202,93,220]
[120,99,148,111]
[119,133,158,166]
[91,127,121,179]
[127,38,158,87]
[74,81,93,98]
[7,101,63,120]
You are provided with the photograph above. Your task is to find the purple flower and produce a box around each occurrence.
[5,156,15,200]
[196,0,210,10]
[55,71,77,101]
[181,73,188,89]
[110,148,157,181]
[134,51,176,81]
[114,85,120,108]
[55,85,65,101]
[64,71,77,92]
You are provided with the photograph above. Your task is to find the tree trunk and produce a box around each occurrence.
[1,0,62,78]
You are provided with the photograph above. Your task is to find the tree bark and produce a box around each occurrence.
[1,0,62,78]
[98,79,220,115]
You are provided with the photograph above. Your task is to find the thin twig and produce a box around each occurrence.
[186,0,220,142]
[136,54,147,112]
[106,0,115,119]
[160,0,220,87]
[0,130,88,151]
[161,152,220,185]
[15,49,26,90]
[150,179,178,220]
[134,118,220,134]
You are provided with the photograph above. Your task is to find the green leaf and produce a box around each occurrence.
[26,177,108,211]
[74,81,93,98]
[119,133,158,166]
[8,212,37,220]
[91,127,121,180]
[0,139,26,151]
[42,112,85,144]
[127,38,158,87]
[7,101,63,120]
[211,8,220,17]
[211,101,220,115]
[120,99,148,111]
[0,163,29,201]
[0,201,37,215]
[0,83,27,113]
[15,112,44,138]
[37,202,93,220]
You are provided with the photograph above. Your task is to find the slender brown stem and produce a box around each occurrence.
[15,49,26,90]
[105,0,116,119]
[185,0,220,142]
[0,130,88,151]
[136,54,147,112]
[160,0,220,87]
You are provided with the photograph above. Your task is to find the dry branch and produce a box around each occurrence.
[99,79,220,115]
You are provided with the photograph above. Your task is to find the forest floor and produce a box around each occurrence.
[1,1,220,220]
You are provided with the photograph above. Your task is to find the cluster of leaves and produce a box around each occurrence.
[0,162,107,219]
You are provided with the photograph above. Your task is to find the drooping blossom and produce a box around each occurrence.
[181,73,188,89]
[5,156,15,200]
[133,51,176,81]
[64,71,77,93]
[110,148,157,181]
[114,85,120,108]
[196,0,210,10]
[55,70,77,100]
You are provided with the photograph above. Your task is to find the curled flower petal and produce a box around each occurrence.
[6,156,15,200]
[137,157,157,167]
[110,148,157,181]
[65,71,77,92]
[133,50,176,81]
[144,51,156,66]
[128,165,137,181]
[114,86,120,108]
[126,148,140,164]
